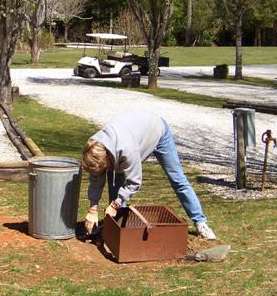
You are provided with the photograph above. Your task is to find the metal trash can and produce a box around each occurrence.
[28,156,82,239]
[213,64,229,79]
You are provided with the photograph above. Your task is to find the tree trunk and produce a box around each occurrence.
[49,16,53,34]
[0,66,12,105]
[64,23,69,43]
[30,29,41,64]
[109,11,113,34]
[235,12,243,80]
[273,21,277,46]
[148,47,160,89]
[185,0,192,46]
[254,25,262,47]
[0,37,12,104]
[0,0,26,104]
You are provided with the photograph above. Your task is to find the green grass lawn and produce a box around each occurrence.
[12,46,277,68]
[0,98,276,295]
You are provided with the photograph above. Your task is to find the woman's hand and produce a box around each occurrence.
[105,200,121,217]
[85,207,98,235]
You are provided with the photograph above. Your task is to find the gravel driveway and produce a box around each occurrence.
[0,123,22,162]
[159,65,277,103]
[3,67,277,198]
[161,65,277,81]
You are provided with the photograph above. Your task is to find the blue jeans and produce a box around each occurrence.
[107,122,206,223]
[153,121,206,223]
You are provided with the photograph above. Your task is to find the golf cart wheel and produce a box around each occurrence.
[84,68,98,78]
[120,67,132,77]
[73,66,79,76]
[140,67,148,76]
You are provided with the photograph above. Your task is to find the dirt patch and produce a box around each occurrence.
[64,238,117,266]
[0,214,223,291]
[0,215,44,249]
[0,215,218,260]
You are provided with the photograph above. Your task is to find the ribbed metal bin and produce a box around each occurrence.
[103,205,187,263]
[28,156,82,239]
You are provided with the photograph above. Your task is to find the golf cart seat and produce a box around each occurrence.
[108,51,133,59]
[100,59,116,67]
[107,51,134,62]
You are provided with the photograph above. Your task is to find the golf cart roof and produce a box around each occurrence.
[86,33,127,40]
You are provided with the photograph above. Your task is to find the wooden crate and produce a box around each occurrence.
[103,205,187,263]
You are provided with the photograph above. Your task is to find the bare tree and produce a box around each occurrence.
[222,0,257,79]
[128,0,173,89]
[26,0,46,64]
[0,0,28,104]
[46,0,59,34]
[55,0,86,42]
[114,7,144,46]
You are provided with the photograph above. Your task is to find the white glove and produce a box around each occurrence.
[105,200,121,217]
[85,208,98,235]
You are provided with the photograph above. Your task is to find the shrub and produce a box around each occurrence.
[39,31,55,49]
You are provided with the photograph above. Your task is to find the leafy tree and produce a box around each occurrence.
[251,0,277,46]
[171,0,217,46]
[191,0,218,46]
[128,0,173,89]
[0,0,28,104]
[85,0,127,31]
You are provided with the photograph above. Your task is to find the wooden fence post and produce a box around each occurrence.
[233,108,256,189]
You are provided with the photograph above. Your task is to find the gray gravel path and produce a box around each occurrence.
[2,67,277,198]
[0,121,22,162]
[161,65,277,81]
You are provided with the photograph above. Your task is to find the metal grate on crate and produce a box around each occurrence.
[115,208,145,228]
[115,206,182,228]
[134,206,181,224]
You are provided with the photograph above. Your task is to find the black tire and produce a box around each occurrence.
[73,66,79,76]
[120,67,131,77]
[140,68,159,76]
[140,66,148,76]
[84,67,98,78]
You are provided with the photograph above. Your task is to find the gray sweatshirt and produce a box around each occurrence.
[88,111,165,205]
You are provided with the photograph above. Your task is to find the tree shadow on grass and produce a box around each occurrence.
[28,77,122,89]
[197,176,235,189]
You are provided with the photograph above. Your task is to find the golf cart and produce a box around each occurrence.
[73,33,137,79]
[107,50,169,76]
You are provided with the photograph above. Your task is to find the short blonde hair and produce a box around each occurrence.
[82,140,108,174]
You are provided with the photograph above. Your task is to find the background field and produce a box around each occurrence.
[11,46,277,68]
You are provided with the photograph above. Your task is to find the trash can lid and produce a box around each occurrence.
[29,156,80,168]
